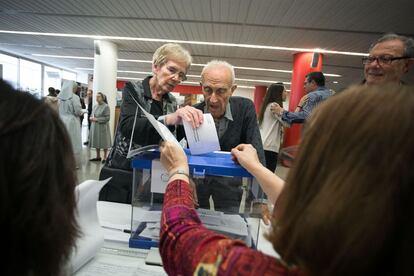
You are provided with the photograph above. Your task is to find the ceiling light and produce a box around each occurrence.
[75,67,288,85]
[2,30,368,57]
[33,53,93,60]
[33,53,341,78]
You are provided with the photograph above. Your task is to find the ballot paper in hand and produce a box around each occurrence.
[126,102,182,158]
[183,113,220,155]
[68,178,110,273]
[137,105,181,147]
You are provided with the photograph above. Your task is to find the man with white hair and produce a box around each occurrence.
[168,60,266,212]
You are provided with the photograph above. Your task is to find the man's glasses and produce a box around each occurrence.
[362,56,409,66]
[166,66,187,81]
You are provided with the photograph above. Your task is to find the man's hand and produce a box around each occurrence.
[270,103,284,116]
[165,106,203,128]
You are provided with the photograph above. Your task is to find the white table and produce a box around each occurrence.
[74,201,278,275]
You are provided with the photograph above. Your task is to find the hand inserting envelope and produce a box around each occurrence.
[130,101,220,156]
[182,113,220,155]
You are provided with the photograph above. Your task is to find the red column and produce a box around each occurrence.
[283,52,323,148]
[253,85,267,114]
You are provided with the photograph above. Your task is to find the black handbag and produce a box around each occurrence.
[98,165,133,204]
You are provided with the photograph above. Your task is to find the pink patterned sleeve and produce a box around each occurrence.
[159,179,299,276]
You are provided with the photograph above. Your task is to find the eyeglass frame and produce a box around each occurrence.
[165,65,187,81]
[362,56,410,66]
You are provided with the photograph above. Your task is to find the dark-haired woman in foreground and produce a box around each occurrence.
[0,80,79,276]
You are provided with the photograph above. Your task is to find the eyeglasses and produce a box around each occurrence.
[166,66,187,81]
[362,56,409,66]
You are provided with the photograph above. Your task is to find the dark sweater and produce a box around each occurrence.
[191,96,265,165]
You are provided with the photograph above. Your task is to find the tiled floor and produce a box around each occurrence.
[76,124,105,184]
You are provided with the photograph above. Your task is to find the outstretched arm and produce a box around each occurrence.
[231,144,284,204]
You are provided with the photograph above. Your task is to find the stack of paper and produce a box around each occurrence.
[68,179,111,273]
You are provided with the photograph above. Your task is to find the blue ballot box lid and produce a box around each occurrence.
[131,149,252,178]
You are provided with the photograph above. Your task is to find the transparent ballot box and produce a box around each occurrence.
[129,150,262,249]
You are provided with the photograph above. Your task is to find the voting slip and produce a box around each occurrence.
[182,113,220,155]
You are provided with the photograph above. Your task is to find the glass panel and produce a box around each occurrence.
[0,53,19,89]
[62,70,77,81]
[44,66,61,95]
[19,59,42,98]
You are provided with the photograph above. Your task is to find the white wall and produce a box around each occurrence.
[233,87,254,101]
[76,71,89,85]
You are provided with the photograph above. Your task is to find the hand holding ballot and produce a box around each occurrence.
[165,105,204,128]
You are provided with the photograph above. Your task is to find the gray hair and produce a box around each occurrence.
[369,33,414,57]
[201,60,236,84]
[152,43,192,69]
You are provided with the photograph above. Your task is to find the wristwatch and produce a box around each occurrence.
[168,169,189,180]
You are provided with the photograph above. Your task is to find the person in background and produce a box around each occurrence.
[58,80,84,168]
[83,89,93,146]
[159,84,414,275]
[258,83,287,173]
[44,86,58,112]
[75,84,86,126]
[271,71,332,126]
[363,33,414,85]
[89,92,111,163]
[0,79,79,276]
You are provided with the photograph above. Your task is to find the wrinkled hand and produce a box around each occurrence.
[159,141,188,175]
[166,106,203,128]
[231,144,261,173]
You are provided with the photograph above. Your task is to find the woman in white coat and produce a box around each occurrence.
[258,83,287,173]
[58,80,84,167]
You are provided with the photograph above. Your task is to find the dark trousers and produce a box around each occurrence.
[264,150,278,173]
[195,176,249,213]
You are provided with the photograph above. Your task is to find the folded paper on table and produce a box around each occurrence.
[68,178,110,273]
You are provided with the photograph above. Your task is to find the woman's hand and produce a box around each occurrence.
[231,144,262,173]
[160,142,198,206]
[159,141,189,175]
